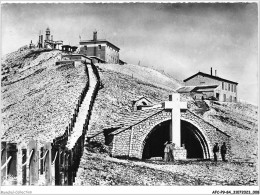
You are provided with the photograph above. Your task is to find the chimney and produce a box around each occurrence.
[215,70,217,77]
[210,67,212,75]
[51,35,53,41]
[93,31,97,41]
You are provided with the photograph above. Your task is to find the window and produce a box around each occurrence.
[231,84,233,92]
[222,82,224,90]
[84,46,87,50]
[228,83,230,91]
[234,85,236,92]
[98,45,101,50]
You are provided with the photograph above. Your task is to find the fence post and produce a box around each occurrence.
[60,147,65,186]
[1,142,7,183]
[72,147,76,183]
[54,145,60,186]
[40,147,44,175]
[1,141,7,183]
[64,148,68,185]
[44,142,52,186]
[68,150,73,185]
[28,140,38,185]
[22,148,27,185]
[7,142,18,185]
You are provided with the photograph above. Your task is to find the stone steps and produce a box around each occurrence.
[66,64,98,149]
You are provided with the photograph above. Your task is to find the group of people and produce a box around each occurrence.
[163,140,227,162]
[213,142,227,162]
[163,141,227,162]
[164,141,175,162]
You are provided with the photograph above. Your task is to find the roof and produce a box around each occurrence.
[183,72,238,85]
[105,108,164,135]
[176,86,196,93]
[177,85,218,93]
[186,110,230,137]
[80,39,120,51]
[133,96,153,104]
[106,108,230,138]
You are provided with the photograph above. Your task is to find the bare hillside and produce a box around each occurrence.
[97,63,182,91]
[1,48,88,145]
[87,65,177,138]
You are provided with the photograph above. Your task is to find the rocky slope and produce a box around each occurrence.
[1,47,258,186]
[1,48,88,145]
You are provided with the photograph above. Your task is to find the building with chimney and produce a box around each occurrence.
[79,31,120,64]
[177,68,238,102]
[38,27,64,50]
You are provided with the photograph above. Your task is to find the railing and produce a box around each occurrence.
[1,60,100,186]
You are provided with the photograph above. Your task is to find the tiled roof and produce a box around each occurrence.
[106,108,164,135]
[183,72,238,85]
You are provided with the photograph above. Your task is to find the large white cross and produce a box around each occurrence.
[163,93,187,147]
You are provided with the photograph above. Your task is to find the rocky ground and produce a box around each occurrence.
[75,143,258,186]
[1,48,88,145]
[202,101,258,161]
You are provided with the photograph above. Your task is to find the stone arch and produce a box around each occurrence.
[129,110,211,159]
[180,118,211,159]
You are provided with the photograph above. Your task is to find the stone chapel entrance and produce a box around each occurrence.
[142,120,171,159]
[142,120,208,159]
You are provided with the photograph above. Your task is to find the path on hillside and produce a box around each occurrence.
[66,63,98,149]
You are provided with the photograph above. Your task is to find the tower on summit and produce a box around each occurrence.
[46,27,50,41]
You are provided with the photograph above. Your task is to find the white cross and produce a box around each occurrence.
[163,93,187,147]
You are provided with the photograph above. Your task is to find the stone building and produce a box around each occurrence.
[79,31,120,64]
[180,68,238,102]
[98,94,231,160]
[29,40,36,49]
[38,27,63,50]
[61,45,78,52]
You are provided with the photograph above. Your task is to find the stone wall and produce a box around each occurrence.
[112,109,231,160]
[79,45,106,61]
[111,128,132,158]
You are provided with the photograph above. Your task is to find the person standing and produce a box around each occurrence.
[221,142,227,162]
[169,142,175,162]
[164,141,170,162]
[213,143,219,162]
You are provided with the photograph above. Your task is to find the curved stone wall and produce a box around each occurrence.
[112,109,231,160]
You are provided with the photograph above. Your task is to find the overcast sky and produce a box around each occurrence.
[1,2,258,105]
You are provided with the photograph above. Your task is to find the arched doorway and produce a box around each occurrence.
[142,120,209,159]
[142,120,171,159]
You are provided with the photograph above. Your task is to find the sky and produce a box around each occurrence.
[1,2,258,105]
